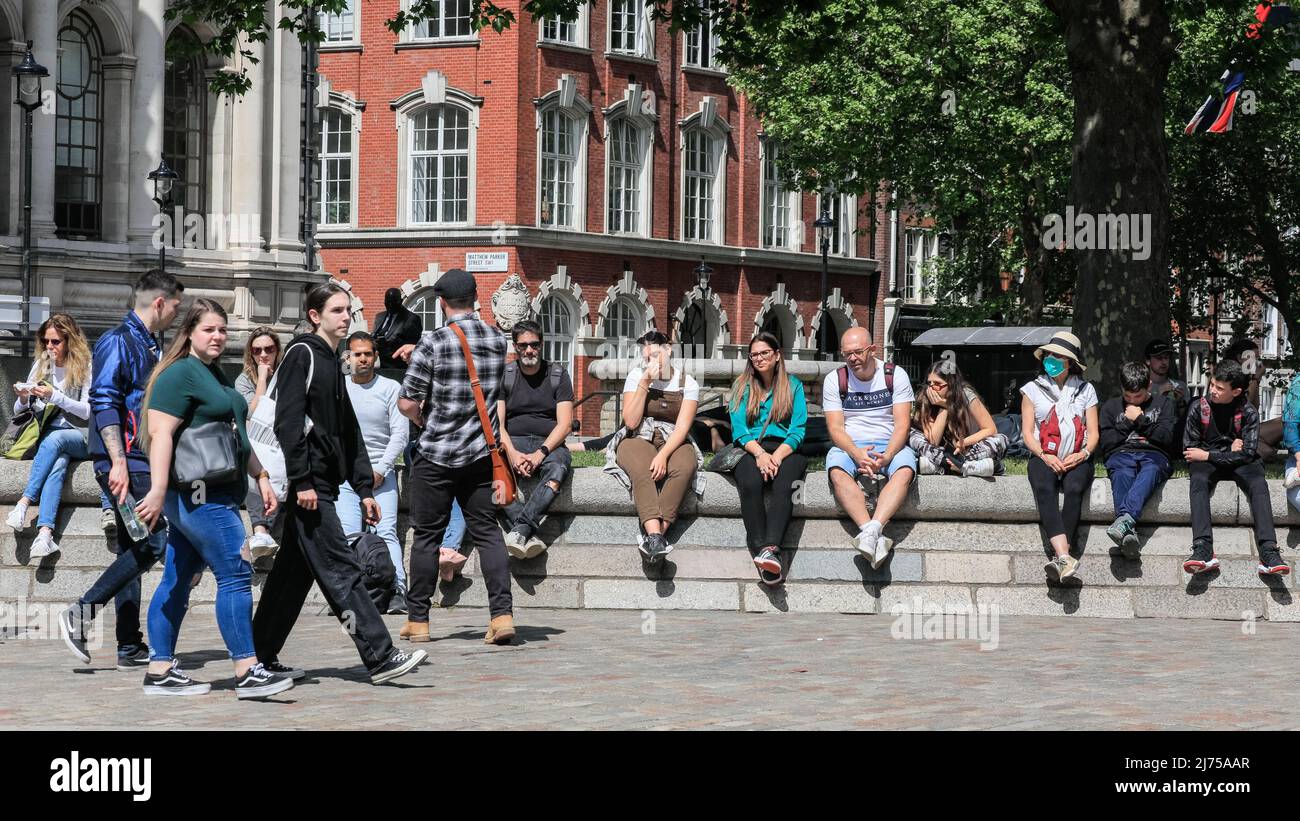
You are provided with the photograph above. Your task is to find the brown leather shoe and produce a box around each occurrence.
[400,621,430,642]
[484,614,516,645]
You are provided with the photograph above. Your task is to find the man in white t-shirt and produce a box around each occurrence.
[823,327,918,567]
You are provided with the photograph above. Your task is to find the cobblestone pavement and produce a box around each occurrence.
[1,607,1298,730]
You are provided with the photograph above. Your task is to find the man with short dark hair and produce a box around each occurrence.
[497,319,573,558]
[1097,361,1177,559]
[60,270,184,667]
[398,269,516,645]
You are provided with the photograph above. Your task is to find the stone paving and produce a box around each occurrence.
[1,607,1298,730]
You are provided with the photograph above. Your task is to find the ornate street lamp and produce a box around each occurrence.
[148,157,180,273]
[814,198,836,358]
[13,41,48,360]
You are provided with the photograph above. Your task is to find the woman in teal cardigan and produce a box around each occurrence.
[728,331,808,585]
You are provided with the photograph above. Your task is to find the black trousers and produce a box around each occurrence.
[1189,460,1277,549]
[1027,456,1094,546]
[407,453,514,621]
[733,439,808,550]
[252,495,395,673]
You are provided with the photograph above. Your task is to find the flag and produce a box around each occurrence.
[1185,70,1247,133]
[1247,2,1293,40]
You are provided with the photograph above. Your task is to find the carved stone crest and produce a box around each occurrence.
[491,273,533,332]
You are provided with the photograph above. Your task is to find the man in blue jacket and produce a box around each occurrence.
[59,270,182,668]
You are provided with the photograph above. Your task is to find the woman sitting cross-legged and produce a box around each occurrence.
[908,362,1008,477]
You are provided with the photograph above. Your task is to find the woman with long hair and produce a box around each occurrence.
[727,332,808,585]
[6,313,114,557]
[908,362,1008,477]
[132,299,293,697]
[235,326,282,558]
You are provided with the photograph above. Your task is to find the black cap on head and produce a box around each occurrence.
[1144,339,1174,358]
[431,268,477,301]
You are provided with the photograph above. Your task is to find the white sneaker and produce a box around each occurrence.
[1285,467,1300,490]
[29,530,60,559]
[917,459,939,475]
[871,536,894,570]
[962,458,996,478]
[100,508,117,532]
[504,530,528,559]
[248,531,278,559]
[523,535,547,559]
[854,529,877,561]
[6,505,29,532]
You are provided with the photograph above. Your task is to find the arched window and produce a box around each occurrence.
[539,109,579,228]
[409,106,470,225]
[320,108,354,226]
[607,118,644,234]
[55,10,104,239]
[683,128,717,242]
[603,297,642,340]
[164,28,207,226]
[407,289,444,331]
[540,295,574,370]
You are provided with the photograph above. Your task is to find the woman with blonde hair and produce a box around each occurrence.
[235,326,282,558]
[727,332,808,585]
[6,313,114,557]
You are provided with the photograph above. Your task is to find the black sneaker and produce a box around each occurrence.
[263,661,306,681]
[643,534,673,563]
[235,663,295,700]
[142,663,212,696]
[371,648,428,685]
[754,547,782,575]
[1258,547,1290,576]
[387,591,409,616]
[58,604,91,665]
[117,643,150,670]
[1183,542,1220,574]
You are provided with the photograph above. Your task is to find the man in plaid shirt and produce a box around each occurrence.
[398,269,516,645]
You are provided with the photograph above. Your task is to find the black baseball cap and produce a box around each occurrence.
[1144,339,1174,358]
[431,268,476,300]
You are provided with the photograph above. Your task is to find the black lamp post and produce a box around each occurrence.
[149,157,179,273]
[814,197,836,358]
[13,41,48,360]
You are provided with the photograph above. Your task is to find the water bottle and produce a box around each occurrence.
[117,493,152,543]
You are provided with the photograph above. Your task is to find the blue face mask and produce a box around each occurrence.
[1043,355,1067,378]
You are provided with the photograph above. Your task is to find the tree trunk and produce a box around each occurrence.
[1058,1,1175,397]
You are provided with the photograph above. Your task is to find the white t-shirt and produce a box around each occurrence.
[1020,375,1098,457]
[821,359,914,444]
[623,367,700,402]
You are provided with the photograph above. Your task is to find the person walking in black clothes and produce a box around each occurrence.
[372,287,423,370]
[398,269,516,645]
[1182,359,1288,576]
[251,283,426,684]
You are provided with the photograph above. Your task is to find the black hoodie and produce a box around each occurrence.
[273,332,375,500]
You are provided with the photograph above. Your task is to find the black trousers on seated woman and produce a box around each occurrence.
[733,438,808,551]
[1026,455,1094,548]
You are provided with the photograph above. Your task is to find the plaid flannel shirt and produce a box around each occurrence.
[400,314,507,468]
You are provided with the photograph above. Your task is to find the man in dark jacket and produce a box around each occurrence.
[1098,362,1177,559]
[372,287,423,369]
[60,270,182,668]
[1182,359,1286,576]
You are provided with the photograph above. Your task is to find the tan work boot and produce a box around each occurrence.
[484,614,516,645]
[400,621,430,642]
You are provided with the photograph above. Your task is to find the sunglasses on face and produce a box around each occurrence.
[251,345,277,356]
[516,341,542,350]
[926,382,948,390]
[42,337,64,347]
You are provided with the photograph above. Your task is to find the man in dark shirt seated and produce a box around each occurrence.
[496,319,574,559]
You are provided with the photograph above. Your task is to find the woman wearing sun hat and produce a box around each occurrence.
[1019,332,1100,582]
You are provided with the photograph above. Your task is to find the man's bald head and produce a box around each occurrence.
[841,327,872,351]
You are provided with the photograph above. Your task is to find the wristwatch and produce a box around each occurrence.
[538,445,551,457]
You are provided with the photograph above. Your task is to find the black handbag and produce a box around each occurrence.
[705,418,773,474]
[171,419,242,488]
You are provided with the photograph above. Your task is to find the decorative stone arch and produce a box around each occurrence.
[0,1,21,41]
[752,282,806,353]
[59,0,131,56]
[395,261,482,329]
[596,269,655,339]
[807,286,859,351]
[326,275,367,329]
[673,285,729,358]
[530,265,592,338]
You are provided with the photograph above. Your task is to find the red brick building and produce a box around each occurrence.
[315,1,905,433]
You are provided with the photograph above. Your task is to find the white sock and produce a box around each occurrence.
[861,520,881,538]
[12,500,28,518]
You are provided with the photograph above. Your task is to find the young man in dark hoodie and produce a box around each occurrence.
[251,283,425,685]
[1098,362,1177,559]
[1183,358,1288,576]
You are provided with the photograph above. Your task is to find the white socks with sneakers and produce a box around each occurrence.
[861,520,882,540]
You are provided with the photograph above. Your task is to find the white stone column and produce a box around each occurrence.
[229,36,267,254]
[22,0,57,237]
[0,42,24,236]
[100,56,136,243]
[127,0,166,243]
[271,22,304,253]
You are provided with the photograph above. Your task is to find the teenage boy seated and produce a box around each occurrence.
[1098,362,1177,559]
[1183,359,1288,576]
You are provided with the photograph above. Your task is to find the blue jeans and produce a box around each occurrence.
[1287,454,1299,515]
[445,498,466,550]
[83,471,169,650]
[1105,450,1171,520]
[148,491,255,662]
[502,435,571,538]
[23,428,111,529]
[339,472,403,587]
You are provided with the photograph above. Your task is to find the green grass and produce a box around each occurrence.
[568,449,1288,478]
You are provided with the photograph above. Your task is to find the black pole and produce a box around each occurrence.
[19,105,33,360]
[819,227,829,358]
[158,201,166,274]
[301,9,320,275]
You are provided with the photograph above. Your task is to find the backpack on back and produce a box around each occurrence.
[837,361,895,399]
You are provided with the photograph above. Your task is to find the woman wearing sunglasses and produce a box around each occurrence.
[235,327,283,559]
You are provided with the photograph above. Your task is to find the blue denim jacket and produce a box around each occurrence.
[89,312,161,474]
[1283,375,1300,455]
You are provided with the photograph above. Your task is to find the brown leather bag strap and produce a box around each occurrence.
[449,322,500,450]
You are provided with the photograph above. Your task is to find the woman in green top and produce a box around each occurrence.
[727,331,808,585]
[132,299,292,700]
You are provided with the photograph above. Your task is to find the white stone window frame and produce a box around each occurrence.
[392,71,482,229]
[316,91,363,230]
[602,83,657,238]
[905,227,939,305]
[759,138,801,251]
[400,0,478,43]
[535,75,592,232]
[831,191,857,257]
[596,269,655,343]
[683,3,722,72]
[607,0,655,59]
[322,0,360,46]
[678,97,729,245]
[540,3,589,48]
